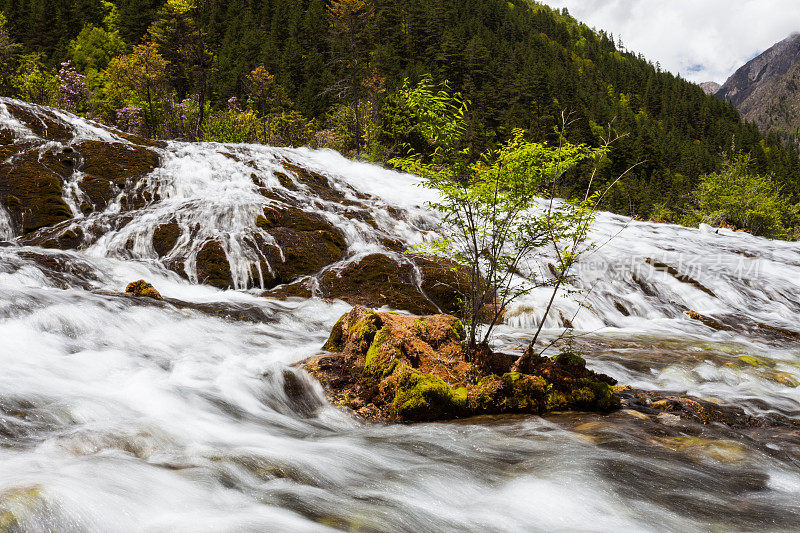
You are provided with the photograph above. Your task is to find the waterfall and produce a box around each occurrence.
[2,98,800,532]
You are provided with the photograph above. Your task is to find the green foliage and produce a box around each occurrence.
[390,78,604,350]
[11,53,59,105]
[69,24,127,73]
[693,153,799,238]
[1,0,800,228]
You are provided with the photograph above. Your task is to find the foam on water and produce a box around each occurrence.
[3,99,800,531]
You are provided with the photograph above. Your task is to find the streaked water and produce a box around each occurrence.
[2,99,800,531]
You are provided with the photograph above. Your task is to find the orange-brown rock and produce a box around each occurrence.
[304,306,619,422]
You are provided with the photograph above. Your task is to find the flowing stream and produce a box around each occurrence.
[2,101,800,531]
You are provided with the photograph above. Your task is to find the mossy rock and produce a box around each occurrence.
[0,485,46,531]
[306,307,620,422]
[0,152,73,234]
[281,161,346,202]
[196,241,234,289]
[412,254,472,316]
[468,372,548,413]
[125,279,163,300]
[251,206,347,289]
[4,102,72,141]
[320,254,439,315]
[390,364,467,420]
[262,279,314,299]
[75,140,159,189]
[552,350,587,368]
[152,219,181,257]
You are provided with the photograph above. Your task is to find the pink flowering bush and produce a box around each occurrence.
[115,105,143,136]
[57,61,90,111]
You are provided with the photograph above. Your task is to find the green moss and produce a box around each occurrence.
[500,372,547,411]
[546,389,569,410]
[450,319,465,341]
[125,279,163,300]
[452,387,468,409]
[391,364,463,420]
[736,355,767,368]
[322,315,346,351]
[364,328,400,378]
[569,380,616,411]
[552,350,587,368]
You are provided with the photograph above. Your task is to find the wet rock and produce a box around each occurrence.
[252,206,347,288]
[263,279,313,299]
[196,241,234,289]
[281,161,346,202]
[152,219,181,257]
[617,388,800,429]
[412,254,472,316]
[646,258,716,297]
[320,254,439,315]
[0,485,47,530]
[304,306,620,422]
[0,152,73,234]
[20,224,85,250]
[125,279,163,300]
[686,310,725,330]
[76,140,159,190]
[4,101,72,141]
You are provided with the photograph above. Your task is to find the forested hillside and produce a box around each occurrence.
[1,0,799,220]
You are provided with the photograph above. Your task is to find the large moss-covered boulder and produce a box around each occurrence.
[196,241,234,289]
[251,206,347,288]
[320,254,439,315]
[305,306,619,422]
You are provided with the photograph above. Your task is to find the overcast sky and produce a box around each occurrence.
[540,0,800,83]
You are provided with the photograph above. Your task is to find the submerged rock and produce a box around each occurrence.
[125,280,163,300]
[304,306,620,422]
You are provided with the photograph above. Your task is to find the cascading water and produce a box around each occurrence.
[2,99,800,531]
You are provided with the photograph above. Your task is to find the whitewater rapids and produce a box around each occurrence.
[2,103,800,531]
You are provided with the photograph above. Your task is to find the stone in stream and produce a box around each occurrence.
[125,279,163,300]
[304,306,620,422]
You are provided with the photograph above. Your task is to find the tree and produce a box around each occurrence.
[0,11,20,93]
[327,0,375,154]
[11,53,60,105]
[389,77,608,368]
[149,0,214,139]
[69,24,127,73]
[693,152,799,239]
[245,65,291,144]
[106,41,169,137]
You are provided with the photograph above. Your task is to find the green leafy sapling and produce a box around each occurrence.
[389,77,618,369]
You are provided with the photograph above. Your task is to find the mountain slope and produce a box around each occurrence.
[700,82,720,95]
[716,33,800,142]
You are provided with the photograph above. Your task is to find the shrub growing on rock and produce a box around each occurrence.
[388,77,619,369]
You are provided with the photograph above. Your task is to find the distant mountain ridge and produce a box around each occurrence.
[715,33,800,142]
[700,81,720,95]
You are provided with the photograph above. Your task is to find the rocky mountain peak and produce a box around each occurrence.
[715,33,800,141]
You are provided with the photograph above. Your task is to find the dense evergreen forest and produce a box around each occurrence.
[1,0,799,222]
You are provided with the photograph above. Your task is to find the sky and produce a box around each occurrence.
[540,0,800,83]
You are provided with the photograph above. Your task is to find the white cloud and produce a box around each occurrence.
[540,0,800,83]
